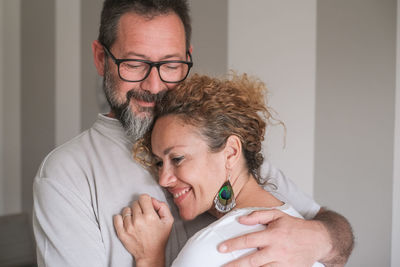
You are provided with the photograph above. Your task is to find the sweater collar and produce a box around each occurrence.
[93,113,135,149]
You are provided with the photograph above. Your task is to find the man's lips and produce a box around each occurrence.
[135,99,155,107]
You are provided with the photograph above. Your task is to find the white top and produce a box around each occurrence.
[173,205,324,267]
[33,114,320,267]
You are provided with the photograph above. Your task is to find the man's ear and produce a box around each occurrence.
[92,40,106,76]
[224,135,242,170]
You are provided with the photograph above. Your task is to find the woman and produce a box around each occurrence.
[113,74,323,267]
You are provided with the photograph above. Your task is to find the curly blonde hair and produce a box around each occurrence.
[135,73,280,183]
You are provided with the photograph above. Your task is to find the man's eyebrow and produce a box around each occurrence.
[121,51,147,59]
[122,52,184,60]
[160,54,185,60]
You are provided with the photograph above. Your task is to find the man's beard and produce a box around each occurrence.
[103,61,166,141]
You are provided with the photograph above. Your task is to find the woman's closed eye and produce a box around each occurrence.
[154,159,163,168]
[172,156,184,165]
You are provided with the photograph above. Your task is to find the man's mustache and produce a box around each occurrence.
[126,89,166,103]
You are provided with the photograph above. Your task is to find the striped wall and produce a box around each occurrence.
[0,0,398,266]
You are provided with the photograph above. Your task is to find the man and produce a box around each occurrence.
[33,0,353,266]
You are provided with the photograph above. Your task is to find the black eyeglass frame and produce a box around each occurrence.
[103,45,193,83]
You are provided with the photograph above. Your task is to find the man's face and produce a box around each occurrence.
[103,12,187,140]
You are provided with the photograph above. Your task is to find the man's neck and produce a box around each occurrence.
[107,111,116,118]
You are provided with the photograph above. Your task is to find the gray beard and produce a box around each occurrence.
[118,103,153,142]
[103,61,155,142]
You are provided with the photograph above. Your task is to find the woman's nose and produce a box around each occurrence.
[158,166,177,187]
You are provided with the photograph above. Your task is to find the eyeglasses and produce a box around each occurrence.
[103,45,193,83]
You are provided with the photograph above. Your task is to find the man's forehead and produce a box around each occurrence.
[117,11,185,40]
[114,11,186,58]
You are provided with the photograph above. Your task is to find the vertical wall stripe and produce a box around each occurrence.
[2,0,22,215]
[392,1,400,265]
[315,1,395,265]
[21,0,55,213]
[228,0,317,196]
[55,0,81,146]
[189,0,228,76]
[0,0,4,215]
[81,0,104,130]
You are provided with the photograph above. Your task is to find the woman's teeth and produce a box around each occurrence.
[174,188,190,198]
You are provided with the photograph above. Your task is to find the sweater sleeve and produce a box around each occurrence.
[33,175,107,267]
[260,161,321,219]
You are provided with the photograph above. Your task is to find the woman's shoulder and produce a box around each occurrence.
[172,206,322,267]
[192,205,303,241]
[171,208,266,267]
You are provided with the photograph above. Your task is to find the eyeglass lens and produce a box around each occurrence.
[119,61,189,82]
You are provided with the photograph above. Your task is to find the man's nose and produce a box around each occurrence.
[141,67,167,94]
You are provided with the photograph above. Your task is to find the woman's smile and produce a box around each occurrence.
[170,187,192,204]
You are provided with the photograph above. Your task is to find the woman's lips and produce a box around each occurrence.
[170,187,192,204]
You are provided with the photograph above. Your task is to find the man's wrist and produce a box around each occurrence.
[311,219,335,263]
[135,256,165,267]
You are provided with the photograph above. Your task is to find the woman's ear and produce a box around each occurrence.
[224,135,242,169]
[92,40,106,76]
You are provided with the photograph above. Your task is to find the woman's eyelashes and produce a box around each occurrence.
[172,155,184,166]
[153,155,184,169]
[153,156,163,168]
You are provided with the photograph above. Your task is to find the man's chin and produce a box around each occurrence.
[118,105,154,141]
[132,108,154,120]
[130,100,154,117]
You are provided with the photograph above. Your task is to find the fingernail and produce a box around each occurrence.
[219,244,227,252]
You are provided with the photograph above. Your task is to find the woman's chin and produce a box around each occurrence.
[179,210,198,221]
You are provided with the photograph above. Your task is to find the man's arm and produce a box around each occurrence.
[33,176,108,267]
[314,208,354,266]
[219,161,354,266]
[217,207,354,267]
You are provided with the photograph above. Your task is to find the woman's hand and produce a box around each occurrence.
[114,194,174,267]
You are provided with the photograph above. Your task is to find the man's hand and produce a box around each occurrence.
[113,194,174,267]
[218,208,352,267]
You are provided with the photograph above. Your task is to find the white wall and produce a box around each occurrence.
[392,1,400,265]
[228,0,317,196]
[315,1,395,266]
[0,0,21,215]
[55,0,81,146]
[189,0,227,76]
[0,0,4,215]
[81,0,105,130]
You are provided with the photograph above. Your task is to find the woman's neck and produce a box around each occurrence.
[234,177,283,210]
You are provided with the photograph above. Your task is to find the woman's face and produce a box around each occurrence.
[151,115,226,221]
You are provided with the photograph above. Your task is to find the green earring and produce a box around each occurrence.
[214,176,236,213]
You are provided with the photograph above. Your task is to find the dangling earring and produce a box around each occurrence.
[214,174,236,213]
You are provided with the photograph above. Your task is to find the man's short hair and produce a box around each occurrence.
[98,0,191,50]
